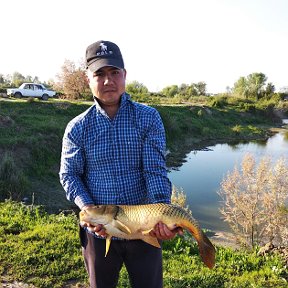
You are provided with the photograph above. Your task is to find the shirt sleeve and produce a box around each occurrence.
[59,120,94,209]
[142,109,172,204]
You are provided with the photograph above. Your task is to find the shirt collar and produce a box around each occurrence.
[93,92,131,115]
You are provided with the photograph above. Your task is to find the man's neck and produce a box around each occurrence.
[103,105,119,119]
[94,98,120,119]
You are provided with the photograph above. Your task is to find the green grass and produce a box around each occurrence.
[0,99,92,208]
[0,201,287,288]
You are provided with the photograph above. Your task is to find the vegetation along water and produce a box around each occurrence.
[169,128,288,232]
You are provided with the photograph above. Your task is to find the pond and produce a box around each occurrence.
[168,123,288,233]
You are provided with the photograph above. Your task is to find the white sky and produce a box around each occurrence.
[1,0,288,93]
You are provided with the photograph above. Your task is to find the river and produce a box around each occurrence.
[168,122,288,233]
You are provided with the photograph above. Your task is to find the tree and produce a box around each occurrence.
[126,81,148,95]
[233,73,269,99]
[12,71,25,87]
[55,59,90,100]
[179,83,189,95]
[264,82,275,98]
[246,73,267,100]
[0,74,4,84]
[161,85,179,97]
[194,81,207,96]
[186,84,198,97]
[218,154,288,247]
[25,75,33,83]
[33,76,40,84]
[233,76,248,98]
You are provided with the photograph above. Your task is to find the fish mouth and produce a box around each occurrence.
[79,220,88,227]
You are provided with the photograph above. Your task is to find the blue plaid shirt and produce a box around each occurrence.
[59,93,172,209]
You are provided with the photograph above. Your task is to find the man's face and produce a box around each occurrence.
[87,66,126,107]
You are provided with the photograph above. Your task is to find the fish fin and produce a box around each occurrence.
[105,235,112,257]
[113,219,131,235]
[197,231,216,269]
[142,229,153,235]
[142,236,161,248]
[185,220,216,269]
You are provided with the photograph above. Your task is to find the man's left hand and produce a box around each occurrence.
[150,222,183,240]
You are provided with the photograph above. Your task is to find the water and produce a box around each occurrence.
[168,124,288,232]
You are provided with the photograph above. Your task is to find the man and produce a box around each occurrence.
[59,40,180,288]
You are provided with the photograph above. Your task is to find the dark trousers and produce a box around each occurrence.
[80,226,163,288]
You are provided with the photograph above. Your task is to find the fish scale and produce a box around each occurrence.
[117,204,196,227]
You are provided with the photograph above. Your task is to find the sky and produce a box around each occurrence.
[1,0,288,93]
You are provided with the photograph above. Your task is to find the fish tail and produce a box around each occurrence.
[197,231,216,269]
[183,219,216,269]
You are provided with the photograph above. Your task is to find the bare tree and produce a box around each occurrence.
[218,154,288,247]
[55,59,90,100]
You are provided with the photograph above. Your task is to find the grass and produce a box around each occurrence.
[0,201,287,287]
[156,103,274,145]
[0,99,91,210]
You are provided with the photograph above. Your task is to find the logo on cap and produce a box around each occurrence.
[96,42,113,57]
[99,42,107,52]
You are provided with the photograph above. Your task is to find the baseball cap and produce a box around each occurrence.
[85,40,124,72]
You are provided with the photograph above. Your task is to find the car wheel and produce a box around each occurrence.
[41,94,49,101]
[14,92,22,99]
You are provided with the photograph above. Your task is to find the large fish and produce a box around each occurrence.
[79,203,216,269]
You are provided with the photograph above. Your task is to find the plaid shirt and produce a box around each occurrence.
[59,93,172,209]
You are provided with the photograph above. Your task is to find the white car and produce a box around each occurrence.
[7,83,56,100]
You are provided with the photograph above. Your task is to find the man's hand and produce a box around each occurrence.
[149,222,183,240]
[81,205,107,237]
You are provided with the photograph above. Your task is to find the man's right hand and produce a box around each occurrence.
[85,223,107,237]
[81,205,107,237]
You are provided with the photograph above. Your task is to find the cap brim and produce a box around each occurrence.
[87,58,124,72]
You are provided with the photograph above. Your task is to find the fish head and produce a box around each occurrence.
[79,205,117,226]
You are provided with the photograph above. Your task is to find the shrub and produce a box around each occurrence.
[0,153,29,201]
[171,185,188,209]
[218,154,288,247]
[208,96,228,108]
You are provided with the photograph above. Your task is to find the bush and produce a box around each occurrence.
[218,154,288,247]
[208,96,228,108]
[0,153,29,201]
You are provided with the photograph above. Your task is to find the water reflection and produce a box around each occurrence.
[168,128,288,233]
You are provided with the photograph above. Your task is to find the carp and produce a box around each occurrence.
[79,203,216,269]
